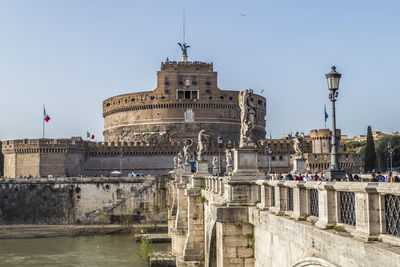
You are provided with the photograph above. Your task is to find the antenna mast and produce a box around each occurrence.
[178,11,190,62]
[183,11,185,43]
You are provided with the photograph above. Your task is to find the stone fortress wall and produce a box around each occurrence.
[1,129,362,178]
[2,138,295,178]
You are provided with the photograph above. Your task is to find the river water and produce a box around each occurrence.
[0,234,171,267]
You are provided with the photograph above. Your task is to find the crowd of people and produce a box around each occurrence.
[267,172,400,182]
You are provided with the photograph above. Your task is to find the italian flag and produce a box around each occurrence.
[87,131,95,140]
[43,107,51,122]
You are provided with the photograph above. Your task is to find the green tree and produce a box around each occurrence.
[137,237,153,262]
[363,126,376,172]
[375,136,400,171]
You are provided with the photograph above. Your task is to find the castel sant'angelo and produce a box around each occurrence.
[1,44,361,178]
[102,50,266,144]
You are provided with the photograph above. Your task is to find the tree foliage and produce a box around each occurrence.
[137,237,153,262]
[375,136,400,171]
[344,140,366,149]
[363,126,376,172]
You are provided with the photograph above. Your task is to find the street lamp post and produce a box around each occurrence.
[120,147,123,175]
[325,66,345,180]
[388,142,393,173]
[217,134,223,176]
[267,145,272,174]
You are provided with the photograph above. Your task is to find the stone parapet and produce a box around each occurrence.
[256,180,400,243]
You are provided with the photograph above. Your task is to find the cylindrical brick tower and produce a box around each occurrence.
[310,129,341,154]
[102,60,266,144]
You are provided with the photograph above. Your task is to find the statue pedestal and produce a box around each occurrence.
[226,165,233,174]
[224,148,261,205]
[183,164,192,175]
[196,161,208,174]
[291,157,308,174]
[191,161,209,187]
[231,148,260,178]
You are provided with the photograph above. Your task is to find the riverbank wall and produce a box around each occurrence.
[0,176,168,224]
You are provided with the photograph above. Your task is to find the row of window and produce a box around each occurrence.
[164,76,211,86]
[177,90,198,100]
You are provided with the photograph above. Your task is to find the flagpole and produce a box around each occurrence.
[43,105,45,139]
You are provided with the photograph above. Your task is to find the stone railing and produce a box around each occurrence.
[204,176,224,196]
[256,180,400,245]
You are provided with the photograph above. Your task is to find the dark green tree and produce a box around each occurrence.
[375,136,400,171]
[363,126,376,172]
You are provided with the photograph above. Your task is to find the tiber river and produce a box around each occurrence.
[0,234,170,266]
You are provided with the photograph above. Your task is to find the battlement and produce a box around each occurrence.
[2,137,88,154]
[310,129,341,139]
[161,61,213,71]
[258,139,312,155]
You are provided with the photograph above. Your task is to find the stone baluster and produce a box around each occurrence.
[269,181,287,213]
[219,178,224,196]
[256,180,270,210]
[292,181,307,219]
[315,182,337,229]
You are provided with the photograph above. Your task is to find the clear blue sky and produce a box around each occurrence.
[0,0,399,141]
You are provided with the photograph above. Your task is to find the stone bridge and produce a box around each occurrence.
[168,149,400,266]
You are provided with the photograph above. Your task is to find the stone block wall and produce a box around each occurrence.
[0,177,167,224]
[16,153,40,178]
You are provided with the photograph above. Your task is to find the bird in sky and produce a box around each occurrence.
[240,13,247,17]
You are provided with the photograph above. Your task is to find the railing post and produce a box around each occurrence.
[315,182,337,229]
[292,181,307,219]
[269,181,287,213]
[353,183,380,241]
[257,181,270,210]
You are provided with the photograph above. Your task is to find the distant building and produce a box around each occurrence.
[304,129,362,174]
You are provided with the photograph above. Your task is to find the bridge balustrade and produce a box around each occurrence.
[204,176,224,196]
[255,180,400,245]
[199,173,400,245]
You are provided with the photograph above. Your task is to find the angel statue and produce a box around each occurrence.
[212,156,218,170]
[183,139,193,164]
[197,130,210,161]
[293,132,305,159]
[238,89,256,148]
[178,42,190,58]
[177,152,183,167]
[225,149,232,167]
